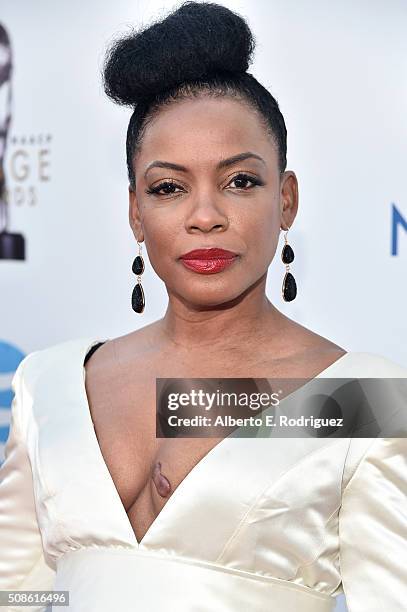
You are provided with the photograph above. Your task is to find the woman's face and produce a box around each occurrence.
[129,96,298,307]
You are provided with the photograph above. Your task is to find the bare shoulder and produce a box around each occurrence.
[85,320,163,374]
[276,314,348,375]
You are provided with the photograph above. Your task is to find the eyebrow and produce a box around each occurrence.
[143,151,266,179]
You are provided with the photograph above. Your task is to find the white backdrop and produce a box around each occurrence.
[1,2,406,610]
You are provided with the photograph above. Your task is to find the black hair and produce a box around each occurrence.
[103,1,287,190]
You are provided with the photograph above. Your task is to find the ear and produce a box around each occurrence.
[128,185,144,242]
[279,171,299,231]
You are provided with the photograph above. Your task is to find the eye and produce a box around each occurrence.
[145,180,185,196]
[226,173,264,190]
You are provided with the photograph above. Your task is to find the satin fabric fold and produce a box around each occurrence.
[54,547,336,612]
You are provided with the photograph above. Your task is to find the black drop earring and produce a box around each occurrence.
[131,240,145,313]
[281,228,297,302]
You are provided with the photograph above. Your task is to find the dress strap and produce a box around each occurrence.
[84,341,106,365]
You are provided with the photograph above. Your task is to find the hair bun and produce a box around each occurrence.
[103,1,255,106]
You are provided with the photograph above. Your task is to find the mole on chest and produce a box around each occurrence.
[152,461,172,497]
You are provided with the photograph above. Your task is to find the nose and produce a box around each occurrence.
[184,191,229,234]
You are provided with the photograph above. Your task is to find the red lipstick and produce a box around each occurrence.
[179,248,239,274]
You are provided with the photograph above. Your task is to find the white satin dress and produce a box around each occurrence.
[0,337,406,612]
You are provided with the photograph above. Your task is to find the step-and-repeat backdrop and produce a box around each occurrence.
[0,3,406,610]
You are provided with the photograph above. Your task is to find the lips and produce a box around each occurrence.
[179,248,239,274]
[180,248,238,260]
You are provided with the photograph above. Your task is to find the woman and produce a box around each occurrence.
[0,2,406,611]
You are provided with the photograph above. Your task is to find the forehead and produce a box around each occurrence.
[135,96,278,170]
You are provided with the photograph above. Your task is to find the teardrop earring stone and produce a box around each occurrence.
[132,255,145,275]
[282,272,297,301]
[132,283,145,313]
[282,244,294,264]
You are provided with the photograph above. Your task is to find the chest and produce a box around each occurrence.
[86,374,227,542]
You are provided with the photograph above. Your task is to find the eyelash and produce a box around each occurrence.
[145,173,264,196]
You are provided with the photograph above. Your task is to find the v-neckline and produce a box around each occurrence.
[79,337,351,549]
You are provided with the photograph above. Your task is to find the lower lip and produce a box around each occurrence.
[180,256,238,274]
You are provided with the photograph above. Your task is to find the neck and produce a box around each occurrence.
[158,275,285,351]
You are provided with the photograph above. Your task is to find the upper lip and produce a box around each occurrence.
[179,248,238,260]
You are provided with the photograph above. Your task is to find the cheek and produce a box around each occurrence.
[140,210,179,274]
[239,197,281,264]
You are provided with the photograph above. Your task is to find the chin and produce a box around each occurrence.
[183,286,248,309]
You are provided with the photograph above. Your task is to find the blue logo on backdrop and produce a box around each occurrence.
[0,341,25,465]
[391,203,406,256]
